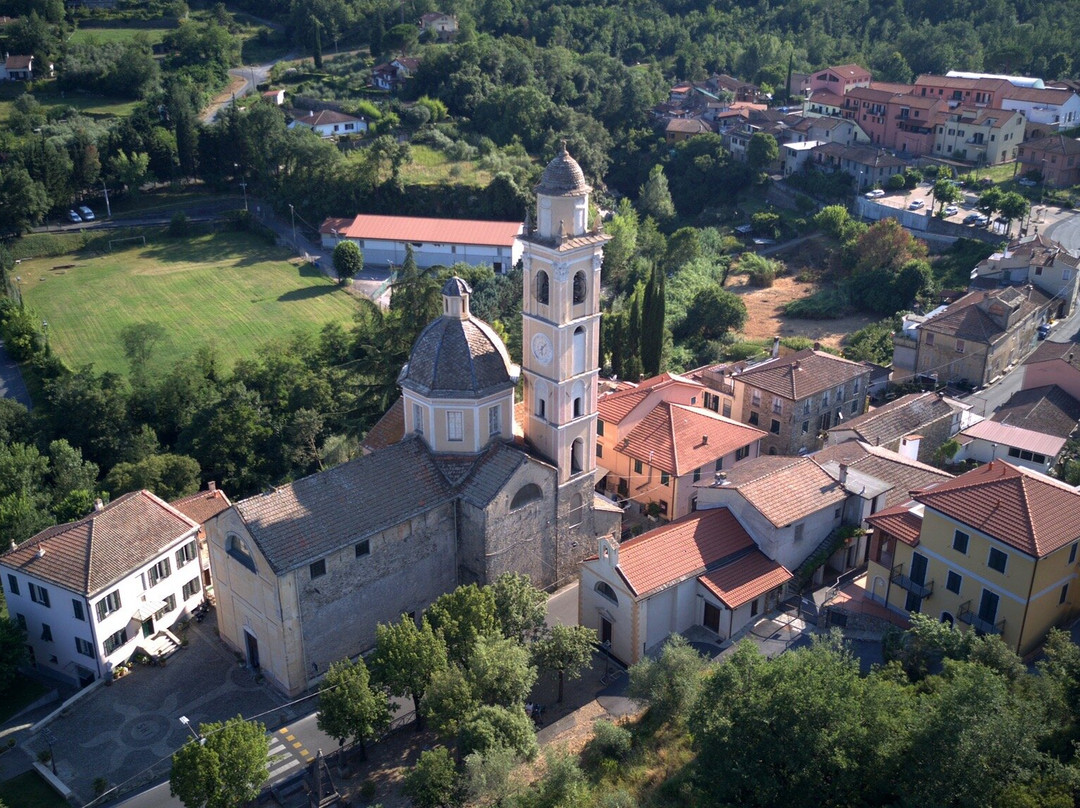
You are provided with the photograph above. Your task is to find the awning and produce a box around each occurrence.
[596,465,611,480]
[131,600,166,621]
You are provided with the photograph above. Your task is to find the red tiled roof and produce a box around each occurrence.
[596,375,702,425]
[615,508,755,598]
[807,90,846,106]
[698,553,791,608]
[0,491,198,596]
[4,55,32,70]
[709,455,848,527]
[867,502,923,546]
[620,403,765,477]
[170,488,232,524]
[363,397,405,452]
[959,419,1066,458]
[1001,86,1077,105]
[1024,339,1080,370]
[330,214,522,247]
[735,348,869,401]
[289,108,365,127]
[914,461,1080,557]
[825,63,871,80]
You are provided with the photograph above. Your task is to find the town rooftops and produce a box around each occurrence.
[811,142,909,168]
[823,63,871,81]
[1,491,199,596]
[732,348,869,401]
[1020,134,1080,157]
[597,373,703,425]
[4,54,32,70]
[827,392,960,448]
[920,287,1051,342]
[324,214,522,247]
[170,486,232,525]
[1024,340,1080,370]
[806,89,846,107]
[704,454,848,527]
[914,74,1010,92]
[288,108,364,127]
[619,402,766,477]
[867,81,916,94]
[992,386,1080,440]
[866,500,925,546]
[844,86,903,104]
[665,118,713,135]
[958,419,1067,459]
[611,506,790,601]
[913,461,1080,557]
[1001,86,1078,105]
[812,440,953,509]
[362,397,405,453]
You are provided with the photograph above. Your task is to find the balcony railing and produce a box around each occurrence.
[890,564,933,599]
[958,601,1005,635]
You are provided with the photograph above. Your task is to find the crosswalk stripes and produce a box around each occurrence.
[265,726,314,782]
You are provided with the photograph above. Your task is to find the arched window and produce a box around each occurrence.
[572,380,585,418]
[535,270,550,305]
[573,270,586,304]
[227,533,257,573]
[568,493,583,527]
[940,612,954,627]
[571,438,584,474]
[595,581,618,605]
[573,327,586,375]
[510,483,543,510]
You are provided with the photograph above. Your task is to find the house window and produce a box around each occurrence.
[596,443,603,458]
[1069,543,1078,565]
[955,340,965,354]
[535,270,550,305]
[722,400,732,418]
[226,533,257,573]
[41,624,52,642]
[356,540,370,558]
[15,614,25,629]
[953,530,969,554]
[750,599,759,617]
[182,578,202,600]
[736,445,750,461]
[6,574,18,596]
[834,508,841,518]
[751,390,761,406]
[749,411,760,425]
[803,400,811,415]
[96,590,121,621]
[1060,584,1070,605]
[661,471,670,486]
[715,458,724,472]
[489,404,501,436]
[569,494,584,527]
[176,541,198,569]
[595,581,619,605]
[946,571,962,594]
[794,523,804,542]
[414,403,424,435]
[597,419,605,437]
[853,378,860,395]
[926,332,935,346]
[447,411,464,441]
[72,599,84,621]
[161,594,176,615]
[770,419,781,435]
[573,271,587,304]
[536,397,546,420]
[850,400,859,415]
[988,547,1008,574]
[29,583,50,608]
[693,467,701,483]
[147,558,171,587]
[772,397,782,414]
[75,637,94,658]
[634,459,643,474]
[821,391,830,407]
[310,559,326,579]
[103,628,129,655]
[802,420,810,434]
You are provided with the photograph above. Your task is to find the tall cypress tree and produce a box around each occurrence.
[312,17,323,70]
[623,283,644,383]
[641,263,665,377]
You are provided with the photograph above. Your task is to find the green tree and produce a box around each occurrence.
[531,624,595,703]
[332,240,363,281]
[311,16,323,70]
[371,615,448,729]
[627,634,708,725]
[169,716,269,808]
[978,186,1004,216]
[679,287,747,341]
[459,704,538,760]
[120,322,168,381]
[0,619,29,694]
[844,318,898,365]
[110,150,153,194]
[490,573,547,644]
[103,453,201,500]
[317,657,391,762]
[425,664,480,738]
[603,198,639,290]
[467,635,537,708]
[998,191,1030,235]
[932,177,963,214]
[641,263,666,376]
[666,227,702,270]
[402,747,458,808]
[47,439,98,507]
[427,584,499,667]
[747,132,779,178]
[0,166,50,234]
[637,164,675,221]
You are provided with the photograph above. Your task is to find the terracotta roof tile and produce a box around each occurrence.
[697,553,792,608]
[921,287,1052,342]
[812,441,953,508]
[596,375,702,425]
[828,392,958,448]
[867,502,924,546]
[734,349,869,401]
[615,508,756,598]
[914,461,1080,557]
[708,455,848,527]
[992,386,1080,440]
[960,419,1066,457]
[1,492,198,596]
[334,214,522,247]
[170,488,232,525]
[363,397,406,453]
[619,403,765,476]
[1024,339,1080,370]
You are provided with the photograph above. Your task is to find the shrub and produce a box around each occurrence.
[167,212,190,237]
[740,252,782,289]
[582,720,632,771]
[783,287,851,320]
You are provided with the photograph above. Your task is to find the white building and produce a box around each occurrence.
[953,419,1066,473]
[287,108,368,138]
[321,214,524,273]
[1000,87,1080,140]
[0,491,208,688]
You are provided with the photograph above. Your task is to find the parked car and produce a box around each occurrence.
[1038,323,1052,340]
[78,205,95,221]
[1018,178,1038,187]
[908,199,925,210]
[944,205,959,216]
[67,210,82,222]
[963,213,988,225]
[864,189,885,199]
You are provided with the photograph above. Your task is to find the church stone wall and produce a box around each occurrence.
[298,502,458,676]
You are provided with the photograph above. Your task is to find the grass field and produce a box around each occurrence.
[397,145,494,187]
[17,230,360,378]
[68,26,170,45]
[0,81,139,122]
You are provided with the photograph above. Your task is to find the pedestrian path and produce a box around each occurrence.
[266,725,313,782]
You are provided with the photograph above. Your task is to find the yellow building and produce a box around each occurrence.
[864,461,1080,656]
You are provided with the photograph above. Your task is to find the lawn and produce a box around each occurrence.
[0,771,67,808]
[0,81,138,123]
[397,144,494,187]
[17,230,360,378]
[68,25,170,45]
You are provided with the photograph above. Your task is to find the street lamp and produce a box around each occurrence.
[101,180,111,218]
[1040,158,1048,206]
[179,716,205,746]
[42,728,57,775]
[289,203,297,246]
[41,319,48,351]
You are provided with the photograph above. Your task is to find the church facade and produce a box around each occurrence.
[205,147,621,696]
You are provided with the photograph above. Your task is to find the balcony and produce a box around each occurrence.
[958,602,1005,635]
[890,564,933,599]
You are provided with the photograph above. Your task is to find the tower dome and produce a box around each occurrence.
[535,141,591,197]
[398,278,519,399]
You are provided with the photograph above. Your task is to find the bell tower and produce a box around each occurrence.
[521,143,609,487]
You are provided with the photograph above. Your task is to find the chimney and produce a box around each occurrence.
[838,463,849,485]
[93,498,104,511]
[899,435,921,461]
[813,341,821,351]
[208,481,217,492]
[771,336,780,358]
[36,545,45,558]
[702,434,708,445]
[715,471,728,484]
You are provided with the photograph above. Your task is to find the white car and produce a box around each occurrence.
[67,210,82,223]
[908,199,925,210]
[944,205,959,216]
[864,189,885,198]
[78,205,95,221]
[1018,178,1038,187]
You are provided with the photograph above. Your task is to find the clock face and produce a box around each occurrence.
[532,333,553,365]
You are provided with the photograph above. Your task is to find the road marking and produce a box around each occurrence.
[268,758,301,778]
[292,741,303,749]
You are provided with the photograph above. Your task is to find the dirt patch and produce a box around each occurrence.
[727,273,874,350]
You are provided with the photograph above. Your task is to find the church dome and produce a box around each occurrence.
[535,142,591,197]
[399,311,519,399]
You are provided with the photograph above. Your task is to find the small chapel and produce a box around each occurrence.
[205,146,622,696]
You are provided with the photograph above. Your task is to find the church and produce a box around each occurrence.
[205,146,622,696]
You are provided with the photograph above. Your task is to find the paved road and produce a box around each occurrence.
[0,340,31,409]
[1046,212,1080,254]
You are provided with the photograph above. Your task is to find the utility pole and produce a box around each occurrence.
[289,203,297,247]
[101,180,111,218]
